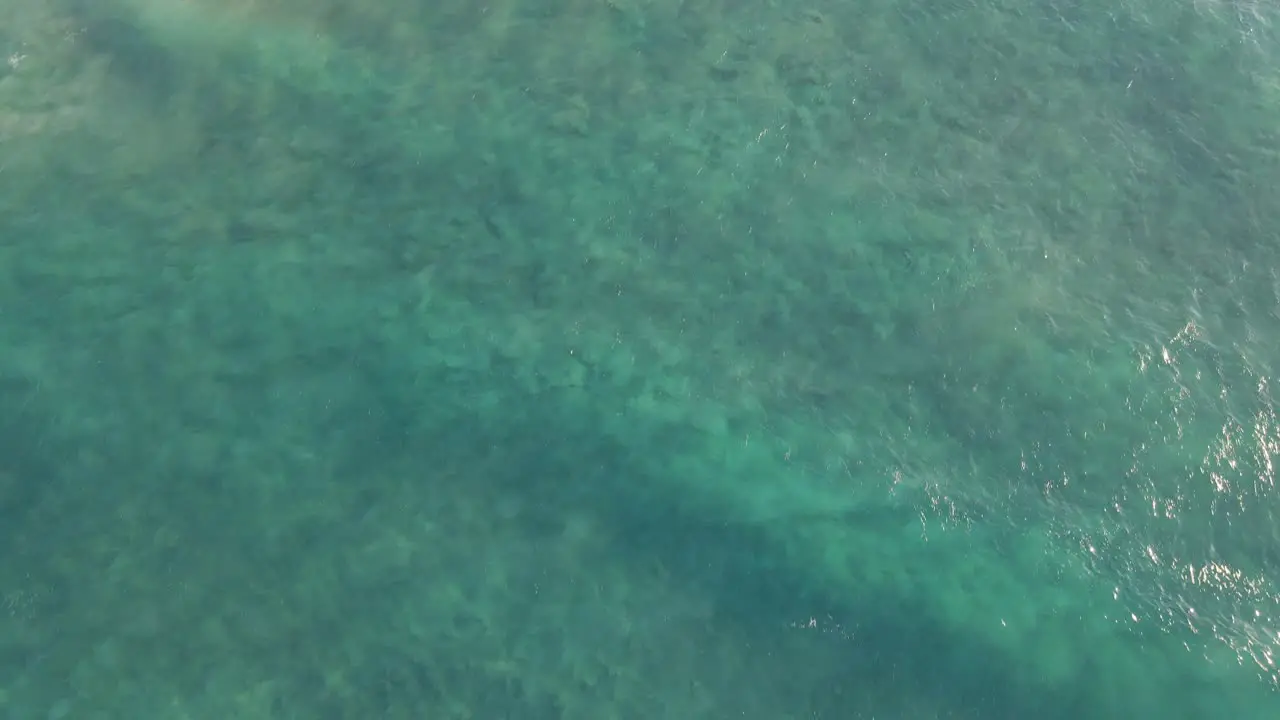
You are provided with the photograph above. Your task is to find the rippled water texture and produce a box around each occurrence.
[2,0,1280,717]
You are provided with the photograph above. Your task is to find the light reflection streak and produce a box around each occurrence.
[868,315,1280,688]
[1110,318,1280,686]
[1044,317,1280,686]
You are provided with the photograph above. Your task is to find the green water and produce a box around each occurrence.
[2,0,1280,717]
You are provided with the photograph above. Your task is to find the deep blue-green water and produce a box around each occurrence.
[3,0,1280,717]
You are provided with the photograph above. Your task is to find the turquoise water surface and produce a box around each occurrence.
[3,0,1280,717]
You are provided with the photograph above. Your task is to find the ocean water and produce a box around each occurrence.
[2,0,1280,717]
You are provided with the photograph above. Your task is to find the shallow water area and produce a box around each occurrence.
[2,0,1280,717]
